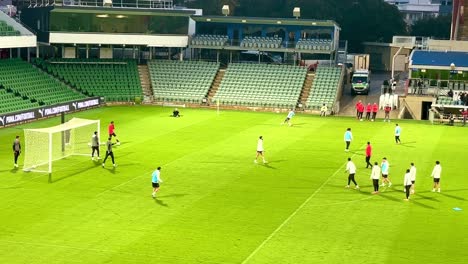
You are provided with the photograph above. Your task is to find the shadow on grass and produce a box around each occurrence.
[349,151,365,156]
[378,190,437,209]
[399,141,417,148]
[438,192,467,201]
[154,198,169,207]
[378,192,404,203]
[289,122,308,127]
[262,163,276,170]
[51,164,98,183]
[157,193,188,199]
[409,199,437,209]
[414,192,440,202]
[415,189,467,201]
[266,159,287,164]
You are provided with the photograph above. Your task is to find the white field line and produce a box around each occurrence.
[241,148,364,264]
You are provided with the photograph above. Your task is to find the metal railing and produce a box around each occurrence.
[0,9,36,36]
[26,0,174,9]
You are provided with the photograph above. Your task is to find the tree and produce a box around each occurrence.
[339,0,407,52]
[410,15,451,39]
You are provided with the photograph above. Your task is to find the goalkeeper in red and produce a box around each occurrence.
[108,121,120,145]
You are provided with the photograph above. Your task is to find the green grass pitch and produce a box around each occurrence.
[0,105,467,264]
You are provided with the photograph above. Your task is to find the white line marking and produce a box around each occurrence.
[241,149,362,264]
[0,240,220,264]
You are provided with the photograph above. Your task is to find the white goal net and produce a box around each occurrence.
[23,118,100,174]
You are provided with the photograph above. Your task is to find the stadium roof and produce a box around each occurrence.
[191,16,340,29]
[51,6,196,16]
[410,50,468,69]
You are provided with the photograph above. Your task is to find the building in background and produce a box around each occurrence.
[451,0,467,40]
[385,0,453,25]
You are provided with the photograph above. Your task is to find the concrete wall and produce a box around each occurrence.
[428,39,468,51]
[49,33,189,47]
[401,96,434,120]
[363,43,412,71]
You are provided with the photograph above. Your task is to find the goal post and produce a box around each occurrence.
[23,118,100,177]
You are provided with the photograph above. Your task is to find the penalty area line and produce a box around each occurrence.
[241,148,362,264]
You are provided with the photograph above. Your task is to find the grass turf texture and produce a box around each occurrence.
[0,105,467,264]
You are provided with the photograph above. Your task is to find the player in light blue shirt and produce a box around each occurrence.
[282,109,295,126]
[344,128,353,152]
[151,167,163,198]
[394,124,401,144]
[380,158,392,187]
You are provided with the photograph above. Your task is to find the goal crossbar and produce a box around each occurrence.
[23,118,100,174]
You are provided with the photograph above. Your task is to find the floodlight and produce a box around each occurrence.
[293,7,300,19]
[103,0,112,7]
[222,5,230,16]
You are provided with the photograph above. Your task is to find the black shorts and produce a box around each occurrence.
[152,182,160,188]
[349,173,355,178]
[109,132,117,137]
[433,178,440,183]
[284,117,290,122]
[382,174,388,178]
[411,180,415,184]
[257,151,263,154]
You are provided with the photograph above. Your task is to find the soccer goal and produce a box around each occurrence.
[23,118,100,178]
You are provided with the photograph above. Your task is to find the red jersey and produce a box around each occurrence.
[366,144,372,157]
[461,110,468,117]
[358,104,365,113]
[384,106,391,113]
[372,104,378,113]
[366,104,372,113]
[356,102,362,110]
[108,123,115,134]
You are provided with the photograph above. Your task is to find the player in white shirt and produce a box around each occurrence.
[409,163,417,194]
[254,136,267,164]
[345,157,359,189]
[431,161,442,192]
[370,162,381,194]
[282,109,295,126]
[403,169,412,201]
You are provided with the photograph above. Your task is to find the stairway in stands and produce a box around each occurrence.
[207,69,225,104]
[298,72,314,107]
[138,64,153,103]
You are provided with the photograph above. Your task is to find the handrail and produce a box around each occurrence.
[0,9,36,35]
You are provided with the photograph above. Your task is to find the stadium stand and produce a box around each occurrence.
[0,87,40,114]
[240,36,282,49]
[213,63,307,108]
[0,20,20,36]
[34,58,142,102]
[0,59,86,107]
[295,38,333,51]
[191,34,228,46]
[306,66,342,109]
[148,60,220,103]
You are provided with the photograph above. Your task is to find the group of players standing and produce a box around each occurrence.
[355,100,393,122]
[90,121,120,168]
[344,126,443,201]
